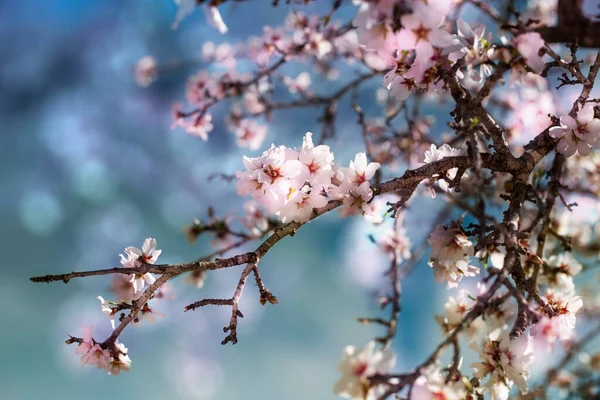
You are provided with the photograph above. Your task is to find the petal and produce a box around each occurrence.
[352,153,368,173]
[363,162,381,180]
[577,140,591,156]
[556,138,570,154]
[578,104,595,124]
[457,18,474,41]
[280,160,304,178]
[144,273,156,285]
[563,142,577,157]
[586,118,600,135]
[567,296,583,312]
[561,115,577,130]
[149,249,161,263]
[126,246,142,258]
[548,126,564,139]
[311,194,328,209]
[142,238,156,255]
[430,29,454,48]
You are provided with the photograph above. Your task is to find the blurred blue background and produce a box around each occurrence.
[0,1,543,399]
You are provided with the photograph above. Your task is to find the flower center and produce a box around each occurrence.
[353,362,368,377]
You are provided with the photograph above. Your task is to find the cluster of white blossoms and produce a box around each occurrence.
[412,365,465,400]
[333,342,395,400]
[427,221,479,288]
[471,328,534,400]
[532,294,583,351]
[75,326,132,375]
[75,238,166,374]
[236,132,381,223]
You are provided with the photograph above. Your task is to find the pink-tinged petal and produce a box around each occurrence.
[563,143,577,157]
[528,58,546,74]
[144,273,156,285]
[295,207,312,223]
[142,238,156,255]
[567,296,583,313]
[364,162,381,180]
[394,28,417,51]
[352,153,368,173]
[383,70,396,88]
[83,325,93,343]
[148,249,162,263]
[548,126,565,139]
[429,29,454,48]
[560,115,577,130]
[556,138,571,155]
[389,81,412,100]
[400,14,419,31]
[586,118,600,136]
[311,194,328,209]
[131,277,142,293]
[578,104,595,124]
[126,246,142,258]
[280,159,304,178]
[357,181,373,200]
[577,140,591,156]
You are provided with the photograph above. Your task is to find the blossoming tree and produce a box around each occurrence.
[32,0,600,398]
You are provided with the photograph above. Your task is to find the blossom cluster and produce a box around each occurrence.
[353,0,549,101]
[163,7,366,150]
[236,132,381,223]
[427,221,479,288]
[74,238,169,374]
[71,0,599,396]
[334,342,395,400]
[75,325,131,375]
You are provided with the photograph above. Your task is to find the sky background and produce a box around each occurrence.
[0,1,595,399]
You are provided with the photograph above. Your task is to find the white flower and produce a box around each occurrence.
[334,342,395,400]
[305,32,332,59]
[234,119,267,150]
[424,143,465,163]
[283,72,311,94]
[332,152,381,214]
[120,238,161,293]
[379,228,411,261]
[411,365,464,400]
[538,253,582,296]
[434,289,473,333]
[471,328,533,400]
[298,132,335,191]
[427,222,479,288]
[134,56,157,87]
[396,3,454,51]
[277,186,328,223]
[125,238,162,264]
[185,114,214,141]
[108,341,132,375]
[423,144,466,194]
[97,296,115,329]
[549,104,600,157]
[241,200,270,235]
